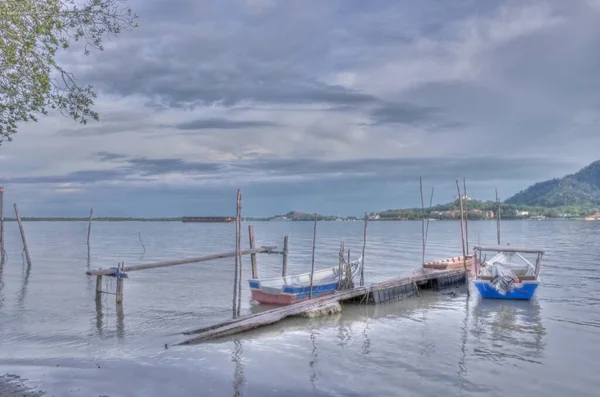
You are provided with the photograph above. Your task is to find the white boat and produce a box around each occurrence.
[248,257,362,305]
[472,244,544,300]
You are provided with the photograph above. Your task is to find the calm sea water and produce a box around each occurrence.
[0,220,599,396]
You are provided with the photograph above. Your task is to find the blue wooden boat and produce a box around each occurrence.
[472,244,544,300]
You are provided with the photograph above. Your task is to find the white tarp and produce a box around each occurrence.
[490,262,519,295]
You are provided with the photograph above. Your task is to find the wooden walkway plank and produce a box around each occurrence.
[87,246,277,276]
[175,268,467,345]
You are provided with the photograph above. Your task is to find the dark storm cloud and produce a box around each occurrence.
[173,118,280,130]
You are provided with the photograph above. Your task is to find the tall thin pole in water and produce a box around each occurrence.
[360,212,368,287]
[420,177,426,266]
[14,203,32,268]
[495,188,501,245]
[463,178,469,255]
[248,225,257,279]
[282,235,288,277]
[87,208,93,259]
[236,190,243,317]
[424,187,435,260]
[456,181,469,296]
[309,212,317,299]
[233,189,241,317]
[0,186,4,264]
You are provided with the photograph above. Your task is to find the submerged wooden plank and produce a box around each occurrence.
[87,246,277,276]
[177,288,369,345]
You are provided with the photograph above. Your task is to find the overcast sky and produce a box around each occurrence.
[1,0,599,217]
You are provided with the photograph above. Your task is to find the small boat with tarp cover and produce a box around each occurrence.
[248,257,362,305]
[472,244,544,300]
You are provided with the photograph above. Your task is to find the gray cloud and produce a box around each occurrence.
[174,118,280,130]
[4,0,600,217]
[367,103,441,126]
[5,155,577,186]
[94,152,128,162]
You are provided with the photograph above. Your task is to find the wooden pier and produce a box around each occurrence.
[176,268,467,345]
[87,246,277,304]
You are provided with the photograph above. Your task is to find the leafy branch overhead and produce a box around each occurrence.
[0,0,138,143]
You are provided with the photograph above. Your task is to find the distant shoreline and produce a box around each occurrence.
[0,217,590,222]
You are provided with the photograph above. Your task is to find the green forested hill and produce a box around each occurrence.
[506,160,600,207]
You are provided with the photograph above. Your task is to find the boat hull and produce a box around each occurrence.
[473,279,539,300]
[250,286,336,305]
[249,280,340,305]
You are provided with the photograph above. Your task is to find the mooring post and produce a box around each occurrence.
[346,249,352,289]
[456,180,470,296]
[309,212,317,299]
[95,275,103,299]
[248,225,257,279]
[338,241,344,289]
[0,186,5,264]
[233,189,242,318]
[13,203,32,268]
[87,208,93,255]
[282,235,288,277]
[463,179,469,255]
[116,262,124,304]
[420,177,426,266]
[360,212,368,287]
[495,188,501,245]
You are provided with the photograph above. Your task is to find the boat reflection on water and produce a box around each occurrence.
[470,297,546,363]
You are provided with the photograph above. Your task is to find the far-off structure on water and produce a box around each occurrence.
[86,181,477,345]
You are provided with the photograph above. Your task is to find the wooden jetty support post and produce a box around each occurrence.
[456,181,470,295]
[13,203,32,268]
[463,179,469,255]
[0,186,5,264]
[87,246,277,302]
[87,208,93,256]
[115,262,125,304]
[360,212,368,287]
[282,235,288,277]
[234,189,243,317]
[309,212,317,299]
[248,225,257,279]
[176,268,467,345]
[495,188,501,245]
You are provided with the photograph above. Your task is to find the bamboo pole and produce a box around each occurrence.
[360,212,368,287]
[282,235,288,277]
[347,249,352,289]
[237,192,243,318]
[233,189,242,318]
[87,208,93,252]
[0,186,4,264]
[116,263,124,304]
[95,275,103,298]
[424,187,434,259]
[496,188,501,245]
[248,225,257,279]
[463,178,469,255]
[456,181,469,296]
[13,203,32,268]
[87,246,275,276]
[309,212,317,299]
[420,177,426,266]
[338,241,344,289]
